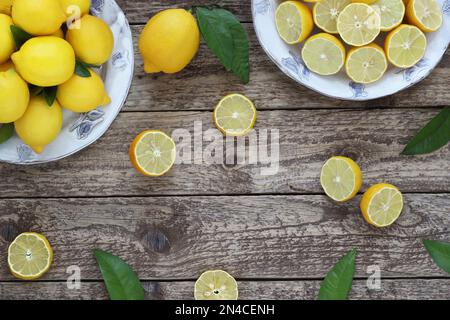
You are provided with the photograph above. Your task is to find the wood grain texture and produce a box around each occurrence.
[0,195,449,280]
[124,24,450,112]
[0,109,449,197]
[1,279,450,300]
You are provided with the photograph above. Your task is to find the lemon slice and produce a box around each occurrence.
[337,3,381,46]
[406,0,443,32]
[360,183,404,227]
[313,0,351,34]
[129,130,176,177]
[275,1,314,44]
[320,156,363,202]
[352,0,377,4]
[194,270,238,300]
[346,44,388,84]
[372,0,406,31]
[301,33,346,75]
[8,232,53,280]
[213,94,256,136]
[385,24,427,68]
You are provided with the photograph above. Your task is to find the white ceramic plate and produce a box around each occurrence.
[252,0,450,101]
[0,0,134,164]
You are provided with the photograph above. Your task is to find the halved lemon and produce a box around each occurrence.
[301,33,346,75]
[320,156,363,202]
[360,183,404,227]
[275,1,314,44]
[337,3,381,46]
[406,0,443,32]
[313,0,351,34]
[194,270,238,300]
[129,130,176,177]
[346,43,388,84]
[8,232,53,280]
[385,24,427,68]
[213,94,256,136]
[372,0,406,31]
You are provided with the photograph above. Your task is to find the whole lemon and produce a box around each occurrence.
[0,0,13,15]
[15,96,63,154]
[12,0,66,35]
[0,68,30,123]
[12,36,75,87]
[66,15,114,65]
[51,28,65,38]
[57,68,111,112]
[59,0,90,16]
[0,14,14,64]
[139,9,200,74]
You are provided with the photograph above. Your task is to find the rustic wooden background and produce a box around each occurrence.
[0,0,449,300]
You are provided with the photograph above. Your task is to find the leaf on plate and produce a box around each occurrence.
[94,249,145,300]
[43,87,57,107]
[402,107,450,155]
[423,239,450,274]
[75,60,92,78]
[0,123,14,145]
[318,249,357,300]
[10,25,33,49]
[196,7,250,83]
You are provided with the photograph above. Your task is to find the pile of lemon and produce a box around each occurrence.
[275,0,443,84]
[0,0,113,153]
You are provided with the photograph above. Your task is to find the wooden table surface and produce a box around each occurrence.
[1,0,450,300]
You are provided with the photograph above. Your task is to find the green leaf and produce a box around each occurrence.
[402,107,450,155]
[196,7,250,83]
[318,249,357,300]
[10,25,33,49]
[0,123,14,144]
[43,87,57,106]
[423,239,450,274]
[75,60,92,77]
[94,249,145,300]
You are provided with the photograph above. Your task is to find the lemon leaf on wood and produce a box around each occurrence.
[43,86,57,107]
[0,123,14,144]
[94,249,145,300]
[75,60,93,78]
[423,239,450,274]
[402,107,450,155]
[196,7,250,83]
[10,25,33,49]
[318,249,357,300]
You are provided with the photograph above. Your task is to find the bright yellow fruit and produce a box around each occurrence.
[0,14,14,64]
[14,96,63,154]
[139,9,200,74]
[60,0,90,16]
[0,60,14,71]
[352,0,377,3]
[12,36,75,87]
[194,270,238,300]
[313,0,351,34]
[346,44,388,84]
[12,0,66,35]
[0,0,13,15]
[8,232,53,280]
[301,33,346,75]
[0,68,30,123]
[320,156,363,202]
[51,28,64,38]
[129,130,177,177]
[406,0,443,32]
[57,68,110,113]
[372,0,406,31]
[213,94,257,136]
[337,3,381,46]
[275,1,313,44]
[360,183,404,227]
[385,24,427,68]
[66,14,114,65]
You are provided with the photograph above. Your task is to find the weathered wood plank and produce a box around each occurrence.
[117,0,252,24]
[125,24,450,112]
[0,109,449,197]
[1,279,450,300]
[0,194,449,280]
